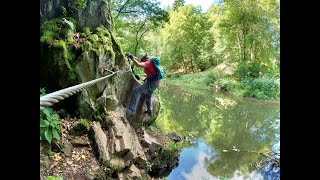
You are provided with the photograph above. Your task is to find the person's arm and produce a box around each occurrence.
[132,57,146,68]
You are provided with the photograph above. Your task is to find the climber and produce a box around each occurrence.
[126,53,162,117]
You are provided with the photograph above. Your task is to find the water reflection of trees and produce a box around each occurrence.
[156,85,280,177]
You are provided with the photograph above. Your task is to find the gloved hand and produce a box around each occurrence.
[128,54,134,60]
[125,53,134,60]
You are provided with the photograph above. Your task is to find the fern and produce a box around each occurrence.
[62,18,74,31]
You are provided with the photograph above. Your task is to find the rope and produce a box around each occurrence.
[40,71,118,111]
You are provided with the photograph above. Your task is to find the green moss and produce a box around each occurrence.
[65,30,74,44]
[80,26,115,62]
[96,26,111,39]
[82,41,92,51]
[41,17,77,71]
[83,27,91,37]
[40,31,56,43]
[105,45,115,60]
[88,34,99,43]
[40,17,76,44]
[71,119,90,135]
[101,37,109,44]
[41,18,63,33]
[109,157,125,171]
[40,19,62,43]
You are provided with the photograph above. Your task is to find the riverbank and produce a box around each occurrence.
[163,62,279,101]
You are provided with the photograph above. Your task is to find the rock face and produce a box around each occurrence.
[40,0,68,24]
[71,0,113,31]
[93,106,147,165]
[90,106,179,179]
[92,121,110,162]
[40,0,113,31]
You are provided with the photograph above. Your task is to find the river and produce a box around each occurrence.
[155,83,280,180]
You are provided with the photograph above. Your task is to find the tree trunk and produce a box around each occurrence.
[243,31,246,61]
[237,34,242,62]
[190,56,195,73]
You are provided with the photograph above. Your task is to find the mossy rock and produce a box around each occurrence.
[109,156,126,171]
[71,119,91,135]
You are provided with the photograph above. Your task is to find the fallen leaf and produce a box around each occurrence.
[53,153,62,161]
[50,161,59,168]
[67,160,73,165]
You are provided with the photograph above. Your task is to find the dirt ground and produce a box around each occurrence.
[42,118,103,180]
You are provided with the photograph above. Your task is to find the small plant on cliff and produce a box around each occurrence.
[40,88,61,144]
[60,6,67,16]
[40,108,61,144]
[146,161,154,172]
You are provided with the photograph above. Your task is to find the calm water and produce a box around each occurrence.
[155,84,280,180]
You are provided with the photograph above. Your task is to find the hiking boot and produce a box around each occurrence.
[144,111,153,117]
[126,108,136,116]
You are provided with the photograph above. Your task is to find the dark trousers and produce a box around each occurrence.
[128,81,160,113]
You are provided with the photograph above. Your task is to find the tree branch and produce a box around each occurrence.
[115,0,131,18]
[134,20,148,55]
[116,10,139,14]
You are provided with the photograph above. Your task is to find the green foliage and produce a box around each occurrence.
[214,78,238,92]
[112,0,167,20]
[46,176,63,180]
[40,89,61,144]
[204,70,225,85]
[82,27,91,37]
[40,108,61,144]
[113,0,169,55]
[40,88,46,96]
[60,6,67,16]
[101,164,115,177]
[172,0,186,11]
[146,161,154,172]
[167,141,178,152]
[149,0,279,79]
[164,66,279,100]
[240,77,279,100]
[62,18,75,31]
[161,5,208,73]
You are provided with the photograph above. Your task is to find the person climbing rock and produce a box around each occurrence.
[126,53,163,117]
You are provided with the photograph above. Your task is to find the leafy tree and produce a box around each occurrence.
[161,5,208,73]
[112,0,168,55]
[218,0,280,78]
[172,0,185,11]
